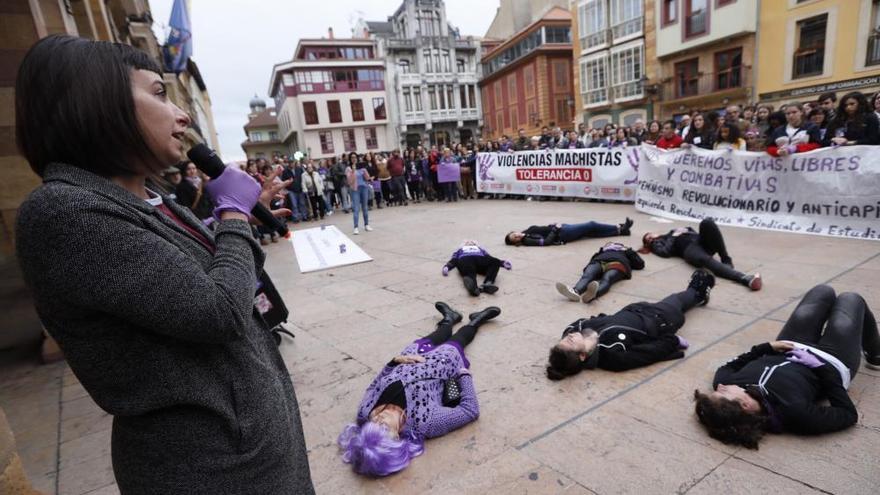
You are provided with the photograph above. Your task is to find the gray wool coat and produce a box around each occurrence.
[15,164,314,494]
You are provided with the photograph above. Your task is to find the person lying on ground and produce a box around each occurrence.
[339,303,501,476]
[546,270,714,379]
[694,285,880,449]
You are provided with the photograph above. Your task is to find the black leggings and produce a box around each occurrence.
[451,255,503,286]
[307,194,326,219]
[776,284,879,375]
[408,180,422,201]
[424,321,478,349]
[682,218,747,284]
[574,262,626,298]
[659,289,701,314]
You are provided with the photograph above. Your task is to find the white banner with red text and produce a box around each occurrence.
[474,148,640,201]
[635,145,880,241]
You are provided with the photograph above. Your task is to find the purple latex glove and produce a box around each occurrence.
[786,348,823,368]
[442,265,450,276]
[502,260,512,270]
[676,335,690,350]
[204,166,261,220]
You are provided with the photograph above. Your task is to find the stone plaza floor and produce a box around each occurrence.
[2,198,879,494]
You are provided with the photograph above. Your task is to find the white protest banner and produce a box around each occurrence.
[475,147,640,201]
[635,145,880,241]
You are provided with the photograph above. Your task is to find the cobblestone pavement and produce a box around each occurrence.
[3,199,879,494]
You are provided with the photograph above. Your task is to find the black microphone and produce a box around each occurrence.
[187,144,289,238]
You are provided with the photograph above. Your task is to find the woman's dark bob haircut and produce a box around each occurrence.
[16,35,164,178]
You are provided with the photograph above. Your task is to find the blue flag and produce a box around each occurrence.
[162,0,192,73]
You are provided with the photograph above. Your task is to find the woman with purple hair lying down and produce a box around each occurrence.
[338,302,501,476]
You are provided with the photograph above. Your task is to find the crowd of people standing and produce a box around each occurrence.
[159,90,880,242]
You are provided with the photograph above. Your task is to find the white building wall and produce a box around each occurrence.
[302,125,390,159]
[276,88,394,158]
[655,0,757,58]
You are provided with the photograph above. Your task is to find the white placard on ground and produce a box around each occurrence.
[290,225,373,273]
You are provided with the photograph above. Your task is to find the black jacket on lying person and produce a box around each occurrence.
[713,343,857,435]
[647,227,699,258]
[520,225,563,246]
[588,243,645,278]
[562,301,686,372]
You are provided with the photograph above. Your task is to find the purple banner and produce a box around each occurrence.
[437,160,461,183]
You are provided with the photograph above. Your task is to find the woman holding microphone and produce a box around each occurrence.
[14,36,313,494]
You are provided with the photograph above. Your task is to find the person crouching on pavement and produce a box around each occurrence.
[442,240,512,296]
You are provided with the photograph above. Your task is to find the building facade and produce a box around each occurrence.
[756,0,880,107]
[269,37,393,158]
[654,0,757,120]
[241,97,286,160]
[480,6,574,140]
[359,0,483,148]
[572,0,659,128]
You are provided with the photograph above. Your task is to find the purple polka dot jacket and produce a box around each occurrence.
[356,340,480,440]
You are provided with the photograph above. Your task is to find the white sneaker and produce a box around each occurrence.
[581,281,600,303]
[555,282,580,302]
[353,228,359,235]
[365,225,374,232]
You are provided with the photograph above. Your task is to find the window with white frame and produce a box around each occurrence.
[251,131,264,142]
[399,59,411,73]
[610,0,643,40]
[580,55,609,105]
[579,0,608,50]
[413,87,423,111]
[610,43,644,100]
[423,49,433,72]
[428,86,438,110]
[417,10,440,37]
[403,88,413,112]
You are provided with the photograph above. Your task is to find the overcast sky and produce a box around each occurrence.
[150,0,499,160]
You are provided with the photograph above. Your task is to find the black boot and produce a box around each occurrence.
[480,279,499,295]
[467,306,501,327]
[619,217,634,236]
[463,277,480,297]
[435,301,463,325]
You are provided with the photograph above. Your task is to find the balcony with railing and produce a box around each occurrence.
[662,66,751,102]
[387,38,417,49]
[582,88,610,107]
[612,80,644,101]
[284,80,385,96]
[792,48,824,79]
[580,30,610,51]
[867,33,880,67]
[611,17,643,41]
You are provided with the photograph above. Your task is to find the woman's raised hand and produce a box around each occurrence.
[204,166,261,220]
[261,167,293,218]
